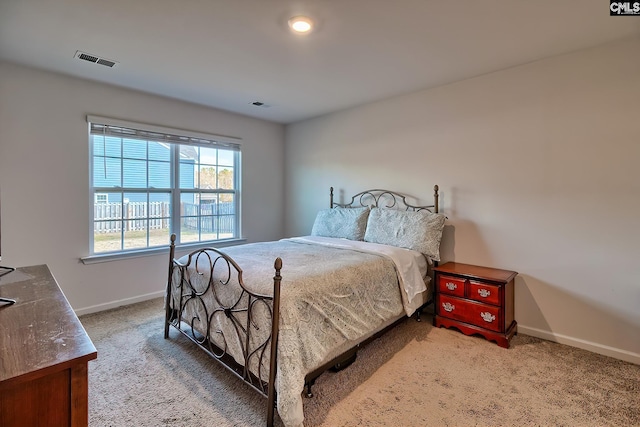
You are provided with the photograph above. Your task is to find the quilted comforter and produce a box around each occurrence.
[170,236,430,427]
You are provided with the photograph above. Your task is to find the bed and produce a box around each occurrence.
[164,186,444,427]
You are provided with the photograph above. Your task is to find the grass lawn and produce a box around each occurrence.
[94,228,232,253]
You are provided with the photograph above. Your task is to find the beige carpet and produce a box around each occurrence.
[80,298,639,427]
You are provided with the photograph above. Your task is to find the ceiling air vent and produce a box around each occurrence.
[251,101,271,108]
[74,51,118,68]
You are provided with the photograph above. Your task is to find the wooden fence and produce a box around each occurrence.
[181,202,235,235]
[94,201,234,235]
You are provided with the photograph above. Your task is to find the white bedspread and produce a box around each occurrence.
[286,236,428,316]
[171,237,431,427]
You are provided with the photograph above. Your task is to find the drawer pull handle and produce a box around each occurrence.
[480,312,495,323]
[478,289,491,298]
[442,302,455,312]
[445,282,457,291]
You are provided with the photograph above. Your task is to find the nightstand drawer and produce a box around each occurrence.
[468,281,501,306]
[437,275,466,298]
[438,295,502,333]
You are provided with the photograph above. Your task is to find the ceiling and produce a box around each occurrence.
[1,1,638,124]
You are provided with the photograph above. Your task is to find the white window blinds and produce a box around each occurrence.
[86,115,241,150]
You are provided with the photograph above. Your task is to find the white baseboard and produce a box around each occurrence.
[518,324,640,365]
[74,290,164,317]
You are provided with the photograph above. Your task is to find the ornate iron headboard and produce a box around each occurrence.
[330,185,439,213]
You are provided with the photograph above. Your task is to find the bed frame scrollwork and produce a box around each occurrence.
[164,241,282,424]
[331,185,439,213]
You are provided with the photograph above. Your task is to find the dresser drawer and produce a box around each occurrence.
[467,280,501,306]
[437,275,466,298]
[438,295,502,333]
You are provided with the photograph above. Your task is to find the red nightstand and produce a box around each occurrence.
[433,262,517,348]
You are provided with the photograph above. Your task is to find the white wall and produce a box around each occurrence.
[0,61,285,314]
[285,38,640,364]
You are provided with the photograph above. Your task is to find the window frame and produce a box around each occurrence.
[84,116,243,263]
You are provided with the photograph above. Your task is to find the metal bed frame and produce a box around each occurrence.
[164,185,440,427]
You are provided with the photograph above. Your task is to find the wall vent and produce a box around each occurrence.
[251,101,271,108]
[74,51,118,68]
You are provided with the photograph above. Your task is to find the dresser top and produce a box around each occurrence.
[0,265,97,385]
[433,262,518,283]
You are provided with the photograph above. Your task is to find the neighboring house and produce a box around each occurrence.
[92,138,195,204]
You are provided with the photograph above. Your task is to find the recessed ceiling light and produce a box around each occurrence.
[288,16,313,34]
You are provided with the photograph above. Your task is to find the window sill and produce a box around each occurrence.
[80,238,248,265]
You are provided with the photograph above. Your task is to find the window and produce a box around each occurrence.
[88,116,241,255]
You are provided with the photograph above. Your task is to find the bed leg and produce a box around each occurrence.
[305,379,315,398]
[164,314,170,338]
[266,403,275,427]
[164,234,177,339]
[266,258,283,427]
[416,309,422,322]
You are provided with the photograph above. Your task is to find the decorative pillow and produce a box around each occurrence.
[311,206,370,241]
[364,208,446,261]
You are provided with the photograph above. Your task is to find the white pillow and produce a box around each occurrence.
[311,207,370,241]
[364,208,446,261]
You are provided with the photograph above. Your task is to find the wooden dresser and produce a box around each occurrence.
[0,265,97,426]
[433,262,517,348]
